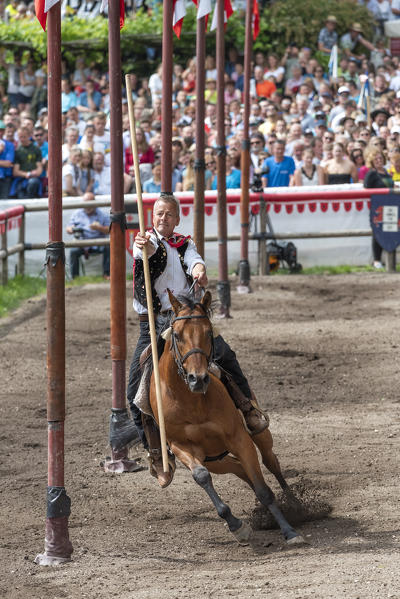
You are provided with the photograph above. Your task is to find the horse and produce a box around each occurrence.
[149,289,305,546]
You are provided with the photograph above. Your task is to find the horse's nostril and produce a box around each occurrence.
[203,374,210,386]
[188,374,197,384]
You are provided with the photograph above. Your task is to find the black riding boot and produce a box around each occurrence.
[142,413,176,488]
[222,375,269,435]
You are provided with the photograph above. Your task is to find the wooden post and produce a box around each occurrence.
[18,210,25,276]
[386,251,396,272]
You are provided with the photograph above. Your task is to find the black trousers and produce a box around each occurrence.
[127,313,252,445]
[69,246,110,278]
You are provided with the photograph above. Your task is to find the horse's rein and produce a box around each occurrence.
[170,312,214,384]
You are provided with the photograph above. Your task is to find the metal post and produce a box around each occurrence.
[18,209,25,275]
[35,1,73,566]
[194,12,206,258]
[238,0,252,293]
[216,0,231,317]
[1,216,7,285]
[386,251,396,272]
[104,0,141,473]
[161,0,173,193]
[258,196,267,276]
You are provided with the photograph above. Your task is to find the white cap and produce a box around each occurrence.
[396,90,400,98]
[338,85,350,94]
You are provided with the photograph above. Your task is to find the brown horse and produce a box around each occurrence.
[149,290,304,545]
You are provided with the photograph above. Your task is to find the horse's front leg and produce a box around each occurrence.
[171,443,252,545]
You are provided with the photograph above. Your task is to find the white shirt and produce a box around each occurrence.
[132,229,205,314]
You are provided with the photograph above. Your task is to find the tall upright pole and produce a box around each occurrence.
[35,1,73,565]
[161,0,173,193]
[238,0,252,293]
[216,0,231,317]
[194,12,206,258]
[105,0,141,473]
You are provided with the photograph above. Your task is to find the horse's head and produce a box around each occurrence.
[167,289,213,394]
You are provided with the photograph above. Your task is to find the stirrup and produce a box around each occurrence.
[147,448,176,489]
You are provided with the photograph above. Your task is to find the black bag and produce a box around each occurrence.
[267,241,302,273]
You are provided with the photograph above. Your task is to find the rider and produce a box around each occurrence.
[126,192,267,487]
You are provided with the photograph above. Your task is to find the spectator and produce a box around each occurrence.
[62,147,82,196]
[77,79,103,113]
[62,126,79,163]
[148,63,162,103]
[340,23,374,61]
[323,142,358,184]
[143,160,162,193]
[0,49,22,108]
[253,66,276,99]
[350,147,367,179]
[284,65,304,96]
[264,54,285,88]
[211,153,241,190]
[79,149,94,194]
[18,57,36,111]
[79,123,96,152]
[388,150,400,182]
[124,126,155,175]
[262,139,295,187]
[33,125,48,174]
[92,111,111,166]
[281,43,301,80]
[363,148,394,268]
[317,15,338,57]
[71,55,90,92]
[12,126,43,198]
[66,191,110,279]
[61,77,79,113]
[92,151,112,195]
[292,148,324,186]
[67,106,86,136]
[0,120,15,199]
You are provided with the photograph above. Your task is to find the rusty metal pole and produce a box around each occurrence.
[216,0,231,317]
[238,0,252,293]
[104,0,142,473]
[194,12,206,258]
[35,1,73,565]
[161,0,173,193]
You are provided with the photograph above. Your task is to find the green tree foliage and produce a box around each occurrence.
[0,1,375,73]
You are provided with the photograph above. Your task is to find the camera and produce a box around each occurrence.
[71,226,84,239]
[251,167,269,193]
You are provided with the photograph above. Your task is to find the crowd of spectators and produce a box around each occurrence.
[2,4,400,204]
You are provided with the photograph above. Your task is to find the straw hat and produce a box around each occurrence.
[326,15,337,24]
[350,23,363,33]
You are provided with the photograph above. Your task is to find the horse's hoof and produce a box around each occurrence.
[232,521,252,545]
[287,534,306,546]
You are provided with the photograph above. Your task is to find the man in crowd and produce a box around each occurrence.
[12,126,43,198]
[0,120,15,199]
[262,139,295,187]
[66,191,110,279]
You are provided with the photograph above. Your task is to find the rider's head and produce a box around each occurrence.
[153,193,180,238]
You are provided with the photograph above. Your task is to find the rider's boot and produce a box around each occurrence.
[142,413,176,488]
[223,376,269,435]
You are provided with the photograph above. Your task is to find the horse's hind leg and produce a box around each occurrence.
[171,445,252,545]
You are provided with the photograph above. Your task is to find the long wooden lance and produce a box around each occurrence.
[125,74,169,474]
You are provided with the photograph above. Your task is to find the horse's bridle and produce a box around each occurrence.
[170,311,214,385]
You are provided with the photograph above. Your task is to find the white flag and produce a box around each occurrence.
[173,0,186,38]
[44,0,60,11]
[198,0,212,19]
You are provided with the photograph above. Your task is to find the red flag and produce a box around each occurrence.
[173,0,186,38]
[35,0,60,31]
[193,0,212,28]
[253,0,259,40]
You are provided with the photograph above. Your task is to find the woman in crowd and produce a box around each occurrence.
[211,153,241,190]
[124,126,154,175]
[292,148,324,186]
[264,53,285,88]
[363,148,394,268]
[19,58,36,111]
[79,123,95,153]
[323,142,358,184]
[387,150,400,182]
[350,148,367,180]
[62,147,82,197]
[79,149,94,194]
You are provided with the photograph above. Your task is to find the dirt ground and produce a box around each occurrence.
[1,273,399,599]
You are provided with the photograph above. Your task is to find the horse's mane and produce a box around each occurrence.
[175,294,213,320]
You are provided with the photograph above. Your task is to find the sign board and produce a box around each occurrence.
[370,194,400,252]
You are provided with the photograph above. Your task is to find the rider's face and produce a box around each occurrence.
[153,200,180,239]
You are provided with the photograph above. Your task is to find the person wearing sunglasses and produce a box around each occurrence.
[350,148,367,180]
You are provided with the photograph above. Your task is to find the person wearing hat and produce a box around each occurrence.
[0,120,15,199]
[328,86,351,126]
[371,107,390,134]
[318,16,338,56]
[340,23,374,61]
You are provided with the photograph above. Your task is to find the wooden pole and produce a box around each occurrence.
[238,0,253,293]
[216,0,231,317]
[161,0,173,193]
[126,74,169,474]
[194,11,206,259]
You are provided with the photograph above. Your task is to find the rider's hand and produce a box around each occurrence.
[134,232,152,250]
[192,264,208,288]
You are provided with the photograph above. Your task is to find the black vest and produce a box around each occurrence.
[133,236,193,313]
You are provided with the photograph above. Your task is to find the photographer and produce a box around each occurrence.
[66,191,110,279]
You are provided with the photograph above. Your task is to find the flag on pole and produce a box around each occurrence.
[328,44,338,80]
[358,73,371,127]
[210,0,234,32]
[173,0,187,38]
[253,0,260,40]
[192,0,212,28]
[100,0,126,29]
[35,0,60,31]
